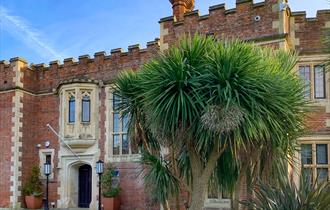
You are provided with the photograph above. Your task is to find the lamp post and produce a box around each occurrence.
[43,162,51,210]
[96,160,104,210]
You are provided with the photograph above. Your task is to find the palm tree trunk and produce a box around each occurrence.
[187,142,226,210]
[162,201,171,210]
[170,146,181,210]
[246,167,253,210]
[189,178,208,210]
[232,172,243,210]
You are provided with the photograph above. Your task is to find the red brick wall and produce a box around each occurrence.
[22,42,159,94]
[305,106,328,132]
[0,92,14,207]
[13,42,159,209]
[0,0,329,209]
[37,95,60,205]
[20,93,60,206]
[0,62,15,91]
[115,162,158,210]
[161,0,281,47]
[293,10,330,55]
[99,88,107,159]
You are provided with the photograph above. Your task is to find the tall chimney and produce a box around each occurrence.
[169,0,195,21]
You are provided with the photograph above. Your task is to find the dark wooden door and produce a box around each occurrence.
[78,164,92,208]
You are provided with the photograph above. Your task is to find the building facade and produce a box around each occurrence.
[0,0,329,209]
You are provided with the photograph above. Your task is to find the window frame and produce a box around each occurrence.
[106,88,140,162]
[313,65,326,99]
[39,149,55,180]
[300,141,330,185]
[298,65,311,99]
[81,95,91,123]
[68,95,75,123]
[297,63,327,101]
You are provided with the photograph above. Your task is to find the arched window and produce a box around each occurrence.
[82,95,91,122]
[68,96,75,123]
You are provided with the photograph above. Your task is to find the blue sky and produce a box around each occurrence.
[0,0,329,64]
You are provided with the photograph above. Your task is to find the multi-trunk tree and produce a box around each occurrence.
[114,35,307,210]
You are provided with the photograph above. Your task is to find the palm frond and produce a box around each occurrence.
[241,172,330,210]
[142,150,180,204]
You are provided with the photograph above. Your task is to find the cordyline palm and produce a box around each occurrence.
[241,172,330,210]
[114,35,306,210]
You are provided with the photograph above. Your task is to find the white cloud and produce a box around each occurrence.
[0,5,64,61]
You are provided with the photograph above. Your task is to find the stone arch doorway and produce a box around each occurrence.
[78,164,92,208]
[57,156,98,209]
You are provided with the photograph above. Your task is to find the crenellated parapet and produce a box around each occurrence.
[160,0,290,50]
[290,9,330,54]
[1,38,160,94]
[0,60,13,90]
[0,57,28,91]
[31,38,159,71]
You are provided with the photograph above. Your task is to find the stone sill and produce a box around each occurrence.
[108,154,141,162]
[62,139,96,148]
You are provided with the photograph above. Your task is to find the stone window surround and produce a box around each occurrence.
[298,137,330,184]
[59,83,99,149]
[297,54,329,104]
[298,64,326,100]
[105,86,140,163]
[39,149,55,180]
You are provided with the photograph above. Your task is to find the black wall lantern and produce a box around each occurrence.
[96,160,104,210]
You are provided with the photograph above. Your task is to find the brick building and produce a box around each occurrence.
[0,0,329,209]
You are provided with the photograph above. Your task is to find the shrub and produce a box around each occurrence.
[102,164,120,198]
[22,165,43,197]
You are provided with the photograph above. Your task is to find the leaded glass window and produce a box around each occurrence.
[314,65,325,99]
[82,95,90,122]
[69,96,75,123]
[299,66,311,99]
[301,144,312,165]
[111,92,136,156]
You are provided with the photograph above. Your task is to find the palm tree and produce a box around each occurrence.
[241,172,330,210]
[114,35,307,210]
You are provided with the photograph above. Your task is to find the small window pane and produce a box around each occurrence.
[113,135,120,155]
[122,115,129,132]
[113,93,121,111]
[82,96,90,122]
[314,66,325,99]
[113,113,120,132]
[299,66,311,99]
[301,144,312,165]
[317,168,328,183]
[122,134,129,155]
[69,96,75,123]
[46,155,51,164]
[316,144,328,164]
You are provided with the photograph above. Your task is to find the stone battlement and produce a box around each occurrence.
[291,10,330,54]
[5,38,159,71]
[291,9,330,19]
[0,38,160,94]
[160,0,270,24]
[159,0,285,49]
